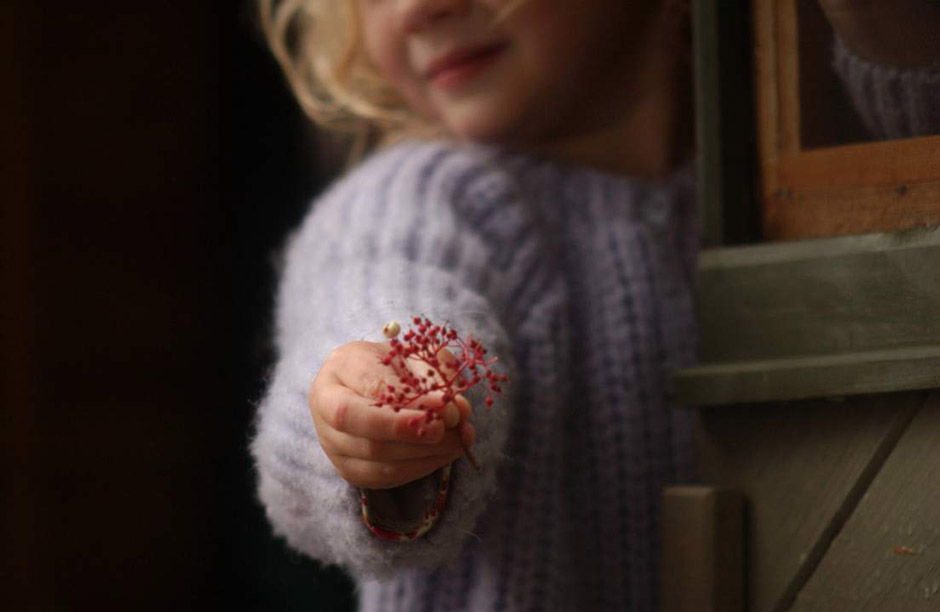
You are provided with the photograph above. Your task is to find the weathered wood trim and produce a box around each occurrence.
[693,0,725,247]
[778,136,940,191]
[662,486,744,612]
[693,0,759,247]
[678,228,940,406]
[754,0,779,241]
[776,0,800,156]
[699,224,940,266]
[678,346,940,407]
[766,176,940,240]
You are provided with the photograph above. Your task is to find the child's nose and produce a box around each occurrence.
[395,0,470,34]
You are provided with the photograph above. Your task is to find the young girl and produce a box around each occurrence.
[250,1,940,610]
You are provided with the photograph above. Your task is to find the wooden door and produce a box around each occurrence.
[669,1,940,610]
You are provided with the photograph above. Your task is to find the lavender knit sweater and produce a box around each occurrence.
[251,45,939,612]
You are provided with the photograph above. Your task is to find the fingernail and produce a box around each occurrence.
[461,422,476,448]
[455,395,473,421]
[443,402,460,428]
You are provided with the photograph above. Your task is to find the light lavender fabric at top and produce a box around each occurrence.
[251,44,940,612]
[833,37,940,141]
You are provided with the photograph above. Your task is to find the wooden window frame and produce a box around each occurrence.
[756,0,940,240]
[680,0,940,407]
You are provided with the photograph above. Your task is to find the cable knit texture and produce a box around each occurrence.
[252,51,940,611]
[252,140,699,611]
[833,36,940,140]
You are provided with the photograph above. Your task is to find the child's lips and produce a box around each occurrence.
[424,43,507,90]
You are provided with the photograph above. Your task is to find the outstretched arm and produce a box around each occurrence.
[251,142,523,579]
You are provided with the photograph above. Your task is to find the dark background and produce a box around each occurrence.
[3,1,355,609]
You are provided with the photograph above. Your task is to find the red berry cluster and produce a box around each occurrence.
[374,316,509,441]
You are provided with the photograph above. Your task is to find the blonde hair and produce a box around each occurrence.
[258,0,529,148]
[258,0,428,149]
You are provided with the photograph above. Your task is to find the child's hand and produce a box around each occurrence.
[309,341,475,490]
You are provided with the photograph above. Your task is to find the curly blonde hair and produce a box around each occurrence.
[258,0,529,146]
[258,0,430,146]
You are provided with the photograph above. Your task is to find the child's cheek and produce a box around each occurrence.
[379,58,440,121]
[364,33,440,121]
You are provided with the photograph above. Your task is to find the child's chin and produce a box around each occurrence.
[441,100,555,149]
[446,117,521,147]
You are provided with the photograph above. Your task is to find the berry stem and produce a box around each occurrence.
[376,317,509,471]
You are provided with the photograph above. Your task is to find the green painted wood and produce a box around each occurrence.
[696,392,924,612]
[678,227,940,406]
[699,227,940,363]
[792,392,940,611]
[700,225,940,267]
[677,346,940,407]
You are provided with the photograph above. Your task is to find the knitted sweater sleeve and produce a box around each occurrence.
[250,141,521,579]
[832,36,940,140]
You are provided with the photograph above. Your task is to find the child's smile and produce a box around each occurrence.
[423,41,508,91]
[359,0,659,149]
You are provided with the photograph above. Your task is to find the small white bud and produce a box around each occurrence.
[383,321,401,339]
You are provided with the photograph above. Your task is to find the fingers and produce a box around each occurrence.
[324,340,469,430]
[439,393,472,428]
[327,341,403,400]
[313,384,447,443]
[399,347,469,429]
[320,424,467,463]
[454,394,472,421]
[459,421,477,450]
[332,452,462,490]
[310,340,478,489]
[413,390,461,428]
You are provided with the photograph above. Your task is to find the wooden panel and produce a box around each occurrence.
[697,392,924,612]
[697,221,940,364]
[766,177,940,240]
[776,0,801,155]
[793,393,940,610]
[768,136,940,240]
[679,346,940,407]
[778,136,940,191]
[662,487,744,612]
[678,228,940,406]
[755,0,780,223]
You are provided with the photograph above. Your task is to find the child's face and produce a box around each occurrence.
[359,0,658,147]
